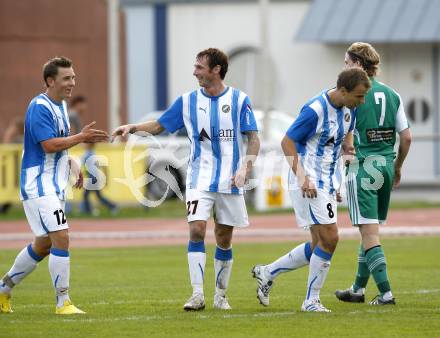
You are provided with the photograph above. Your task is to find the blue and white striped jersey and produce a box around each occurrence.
[286,91,356,194]
[158,87,258,194]
[20,93,71,201]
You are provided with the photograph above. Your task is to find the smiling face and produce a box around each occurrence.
[46,67,76,101]
[193,55,220,88]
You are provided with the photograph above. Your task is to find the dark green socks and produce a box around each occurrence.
[353,245,370,292]
[365,245,391,295]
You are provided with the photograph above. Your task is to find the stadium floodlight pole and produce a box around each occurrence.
[260,0,271,141]
[107,0,121,135]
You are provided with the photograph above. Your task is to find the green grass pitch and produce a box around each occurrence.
[1,237,439,337]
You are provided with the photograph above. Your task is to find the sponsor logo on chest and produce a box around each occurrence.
[198,127,236,142]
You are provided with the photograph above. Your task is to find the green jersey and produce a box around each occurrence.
[354,78,409,161]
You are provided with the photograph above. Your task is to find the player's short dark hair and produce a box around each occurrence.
[70,95,87,107]
[197,48,229,80]
[337,68,371,92]
[43,56,73,87]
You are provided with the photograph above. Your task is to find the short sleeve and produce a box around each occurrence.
[285,106,318,143]
[158,97,184,133]
[30,104,57,144]
[240,96,258,133]
[395,94,409,132]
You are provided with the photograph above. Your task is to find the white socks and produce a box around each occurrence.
[48,248,71,307]
[187,242,234,297]
[382,291,393,300]
[266,242,312,279]
[0,244,43,295]
[1,245,73,307]
[214,246,233,297]
[306,246,332,301]
[187,241,206,295]
[265,243,334,302]
[351,285,365,295]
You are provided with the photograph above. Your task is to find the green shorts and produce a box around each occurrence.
[346,156,394,225]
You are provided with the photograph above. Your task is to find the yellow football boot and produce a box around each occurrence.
[55,300,86,315]
[0,293,13,313]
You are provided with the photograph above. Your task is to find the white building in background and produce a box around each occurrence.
[121,0,440,185]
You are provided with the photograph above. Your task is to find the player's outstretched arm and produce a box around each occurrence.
[111,120,165,142]
[41,121,109,153]
[393,128,412,188]
[232,131,260,188]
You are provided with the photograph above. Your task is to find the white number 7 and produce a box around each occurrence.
[374,92,386,126]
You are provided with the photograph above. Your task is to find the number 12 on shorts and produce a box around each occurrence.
[187,200,199,215]
[53,209,67,225]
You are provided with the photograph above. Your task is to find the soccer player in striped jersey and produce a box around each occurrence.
[335,42,411,305]
[252,68,371,312]
[112,48,260,310]
[0,57,108,315]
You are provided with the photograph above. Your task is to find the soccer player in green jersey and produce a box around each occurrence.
[335,42,412,305]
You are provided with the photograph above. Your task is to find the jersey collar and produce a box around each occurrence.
[324,89,344,112]
[200,86,229,99]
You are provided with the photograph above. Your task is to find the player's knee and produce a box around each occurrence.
[33,238,52,257]
[321,230,339,252]
[189,222,206,242]
[214,225,233,246]
[214,226,226,239]
[55,237,69,250]
[362,234,380,250]
[49,230,70,250]
[189,230,204,242]
[360,224,379,238]
[216,235,232,249]
[32,244,50,257]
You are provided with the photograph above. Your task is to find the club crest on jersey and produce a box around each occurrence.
[344,112,351,122]
[222,104,230,113]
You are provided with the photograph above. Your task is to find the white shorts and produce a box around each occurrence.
[185,189,249,227]
[23,195,69,237]
[289,189,337,229]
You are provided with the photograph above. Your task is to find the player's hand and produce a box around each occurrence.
[393,167,402,189]
[342,144,356,166]
[232,165,250,188]
[73,171,84,189]
[342,143,356,156]
[69,158,83,189]
[80,121,109,143]
[111,124,136,142]
[301,176,317,198]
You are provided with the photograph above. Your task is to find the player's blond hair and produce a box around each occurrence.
[347,42,380,77]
